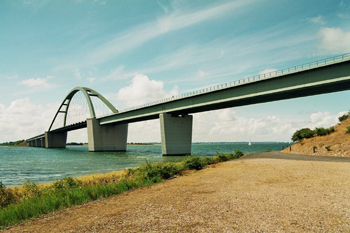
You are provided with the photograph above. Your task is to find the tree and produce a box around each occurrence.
[291,128,315,142]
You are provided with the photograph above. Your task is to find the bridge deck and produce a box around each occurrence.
[98,58,350,125]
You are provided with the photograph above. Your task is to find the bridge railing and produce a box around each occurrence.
[109,53,350,115]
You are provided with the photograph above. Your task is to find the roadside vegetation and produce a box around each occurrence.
[338,111,350,122]
[291,127,335,142]
[0,140,25,146]
[0,151,244,229]
[291,111,350,143]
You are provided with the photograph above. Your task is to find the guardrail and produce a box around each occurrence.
[105,53,350,115]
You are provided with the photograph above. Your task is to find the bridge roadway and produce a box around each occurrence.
[27,54,350,155]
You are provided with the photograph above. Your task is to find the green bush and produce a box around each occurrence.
[216,153,229,162]
[315,127,334,136]
[23,180,43,197]
[200,157,215,165]
[0,181,16,208]
[346,126,350,134]
[182,156,203,170]
[131,161,181,180]
[52,177,82,192]
[338,114,349,122]
[292,128,315,142]
[234,150,244,158]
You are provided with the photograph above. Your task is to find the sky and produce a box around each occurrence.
[0,0,350,143]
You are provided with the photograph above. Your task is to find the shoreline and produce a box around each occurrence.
[5,151,350,232]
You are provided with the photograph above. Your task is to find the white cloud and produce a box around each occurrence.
[309,15,326,25]
[190,109,343,142]
[18,76,57,89]
[318,27,350,53]
[0,98,57,142]
[114,74,179,108]
[57,0,257,69]
[308,111,339,128]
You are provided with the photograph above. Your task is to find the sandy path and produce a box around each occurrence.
[4,152,350,232]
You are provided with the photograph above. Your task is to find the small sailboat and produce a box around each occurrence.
[248,140,252,146]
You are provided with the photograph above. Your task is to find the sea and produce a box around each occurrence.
[0,142,290,187]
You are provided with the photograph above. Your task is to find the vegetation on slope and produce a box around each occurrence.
[0,140,26,146]
[0,151,244,229]
[284,113,350,157]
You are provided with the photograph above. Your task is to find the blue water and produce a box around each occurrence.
[0,142,290,187]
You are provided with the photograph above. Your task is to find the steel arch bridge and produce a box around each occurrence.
[48,87,118,132]
[27,53,350,155]
[26,87,123,150]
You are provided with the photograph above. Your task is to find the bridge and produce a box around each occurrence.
[27,53,350,155]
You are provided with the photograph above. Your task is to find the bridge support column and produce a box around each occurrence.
[36,139,41,147]
[87,118,128,152]
[160,113,193,156]
[41,138,45,148]
[45,131,67,148]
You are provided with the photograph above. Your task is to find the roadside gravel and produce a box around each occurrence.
[4,152,350,232]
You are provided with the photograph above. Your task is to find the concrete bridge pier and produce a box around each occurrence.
[160,113,193,156]
[35,139,41,147]
[41,138,45,148]
[87,118,128,152]
[45,131,67,148]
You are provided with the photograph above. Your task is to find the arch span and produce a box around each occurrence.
[48,87,118,131]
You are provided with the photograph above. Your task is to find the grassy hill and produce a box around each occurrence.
[282,118,350,157]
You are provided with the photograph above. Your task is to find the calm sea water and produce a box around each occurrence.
[0,142,290,187]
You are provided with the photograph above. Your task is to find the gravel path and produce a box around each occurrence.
[4,152,350,232]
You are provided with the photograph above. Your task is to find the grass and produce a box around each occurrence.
[0,151,244,229]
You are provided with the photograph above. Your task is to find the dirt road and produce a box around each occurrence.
[4,152,350,232]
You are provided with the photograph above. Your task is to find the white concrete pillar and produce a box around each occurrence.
[45,131,67,148]
[87,118,128,152]
[160,113,193,156]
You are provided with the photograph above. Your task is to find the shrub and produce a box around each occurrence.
[292,128,315,142]
[52,177,82,192]
[338,114,349,122]
[131,161,181,180]
[346,126,350,134]
[200,157,215,165]
[182,156,203,170]
[234,150,244,158]
[0,181,16,208]
[23,180,43,197]
[315,127,333,136]
[325,146,331,151]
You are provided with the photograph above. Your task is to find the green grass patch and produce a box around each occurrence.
[0,151,244,229]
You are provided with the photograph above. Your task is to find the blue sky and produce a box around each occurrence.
[0,0,350,143]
